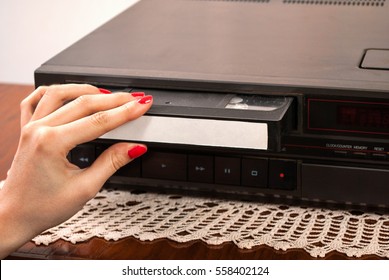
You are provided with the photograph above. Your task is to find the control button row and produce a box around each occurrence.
[71,146,297,190]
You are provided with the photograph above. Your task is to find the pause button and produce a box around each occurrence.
[215,157,241,185]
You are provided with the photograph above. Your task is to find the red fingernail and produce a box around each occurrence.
[131,92,145,97]
[128,145,147,159]
[99,88,112,94]
[137,95,153,105]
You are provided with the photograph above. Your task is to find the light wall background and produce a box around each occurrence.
[0,0,139,84]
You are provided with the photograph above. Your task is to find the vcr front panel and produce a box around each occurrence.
[70,143,299,196]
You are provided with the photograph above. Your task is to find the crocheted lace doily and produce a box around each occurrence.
[1,180,388,258]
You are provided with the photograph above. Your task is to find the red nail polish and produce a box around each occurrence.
[137,95,153,105]
[99,88,112,94]
[131,92,145,97]
[128,145,147,159]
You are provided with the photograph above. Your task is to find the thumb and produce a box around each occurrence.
[77,143,147,193]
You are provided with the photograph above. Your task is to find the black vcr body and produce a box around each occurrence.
[35,0,389,208]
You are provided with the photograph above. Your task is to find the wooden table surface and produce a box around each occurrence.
[0,83,383,260]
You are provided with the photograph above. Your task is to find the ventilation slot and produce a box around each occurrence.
[283,0,386,6]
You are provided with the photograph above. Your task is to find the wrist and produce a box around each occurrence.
[0,182,38,259]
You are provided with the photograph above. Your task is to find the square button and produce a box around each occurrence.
[215,157,241,185]
[241,158,268,188]
[360,49,389,70]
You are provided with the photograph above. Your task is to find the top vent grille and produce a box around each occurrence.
[194,0,386,6]
[283,0,385,6]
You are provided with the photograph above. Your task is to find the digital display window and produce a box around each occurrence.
[337,106,389,129]
[307,98,389,137]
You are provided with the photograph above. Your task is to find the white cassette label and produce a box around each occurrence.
[100,116,268,150]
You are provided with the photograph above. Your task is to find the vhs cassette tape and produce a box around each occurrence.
[99,89,295,152]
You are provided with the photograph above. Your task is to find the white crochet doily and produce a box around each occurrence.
[27,186,389,259]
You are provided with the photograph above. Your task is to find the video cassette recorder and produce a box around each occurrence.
[35,0,389,208]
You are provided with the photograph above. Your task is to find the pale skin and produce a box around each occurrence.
[0,84,153,259]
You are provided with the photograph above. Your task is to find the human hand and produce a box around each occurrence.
[0,84,152,258]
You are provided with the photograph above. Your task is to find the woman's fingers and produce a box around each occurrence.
[31,84,101,121]
[59,95,153,149]
[20,86,48,127]
[39,92,142,127]
[23,84,102,124]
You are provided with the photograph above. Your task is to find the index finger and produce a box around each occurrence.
[20,84,104,128]
[30,84,101,122]
[58,96,153,149]
[20,86,48,128]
